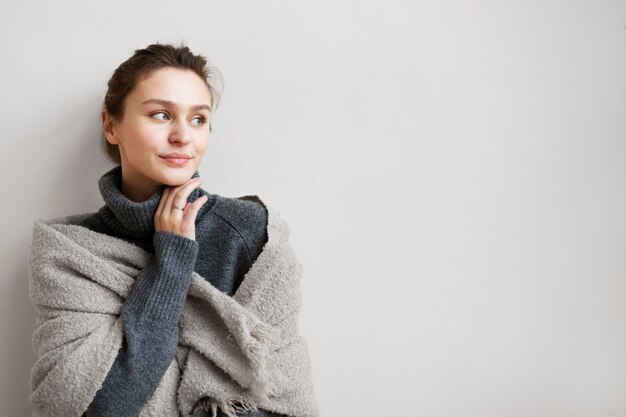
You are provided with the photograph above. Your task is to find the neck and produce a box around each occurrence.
[121,175,161,203]
[97,165,208,240]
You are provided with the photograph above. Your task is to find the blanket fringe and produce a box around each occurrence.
[193,395,259,417]
[245,320,284,401]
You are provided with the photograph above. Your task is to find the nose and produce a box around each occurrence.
[169,119,192,144]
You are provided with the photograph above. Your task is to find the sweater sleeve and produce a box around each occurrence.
[224,198,269,297]
[233,197,269,274]
[82,231,199,417]
[242,203,269,268]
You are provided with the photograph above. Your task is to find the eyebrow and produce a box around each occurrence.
[141,98,211,112]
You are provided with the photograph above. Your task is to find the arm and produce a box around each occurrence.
[83,231,198,417]
[233,198,269,293]
[177,201,300,417]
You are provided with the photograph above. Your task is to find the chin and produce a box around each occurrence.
[159,169,195,186]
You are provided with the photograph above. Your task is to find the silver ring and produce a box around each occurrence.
[173,206,185,211]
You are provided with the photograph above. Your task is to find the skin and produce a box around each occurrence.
[102,67,213,241]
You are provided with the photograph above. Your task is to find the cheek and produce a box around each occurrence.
[126,123,160,148]
[199,135,209,148]
[196,138,210,156]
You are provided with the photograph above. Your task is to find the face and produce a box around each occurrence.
[103,67,212,201]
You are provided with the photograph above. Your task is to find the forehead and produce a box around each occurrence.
[129,67,212,107]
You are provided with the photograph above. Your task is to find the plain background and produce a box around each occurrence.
[1,1,625,416]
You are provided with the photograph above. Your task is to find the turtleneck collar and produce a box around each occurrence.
[97,165,216,240]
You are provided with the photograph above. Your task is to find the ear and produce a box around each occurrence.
[102,111,120,145]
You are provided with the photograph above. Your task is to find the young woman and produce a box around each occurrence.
[28,43,318,417]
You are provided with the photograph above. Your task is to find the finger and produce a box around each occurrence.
[160,181,181,210]
[183,195,208,221]
[155,186,170,216]
[170,179,202,211]
[163,178,200,209]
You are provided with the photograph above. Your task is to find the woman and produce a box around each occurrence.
[28,43,319,417]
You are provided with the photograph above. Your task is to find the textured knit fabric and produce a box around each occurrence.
[28,166,318,417]
[81,165,274,417]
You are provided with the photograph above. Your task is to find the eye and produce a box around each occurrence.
[191,115,208,126]
[151,111,169,121]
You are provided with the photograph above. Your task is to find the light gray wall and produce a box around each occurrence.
[1,1,625,415]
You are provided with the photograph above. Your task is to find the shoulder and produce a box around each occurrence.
[209,194,269,260]
[73,208,108,234]
[211,194,267,228]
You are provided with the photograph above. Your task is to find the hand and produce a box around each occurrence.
[154,178,208,241]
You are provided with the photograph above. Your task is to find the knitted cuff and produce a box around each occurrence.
[124,231,199,321]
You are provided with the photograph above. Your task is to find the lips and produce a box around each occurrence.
[161,153,192,165]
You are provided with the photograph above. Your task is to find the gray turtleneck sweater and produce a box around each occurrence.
[78,165,283,417]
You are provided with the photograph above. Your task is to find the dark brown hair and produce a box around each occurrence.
[101,42,223,164]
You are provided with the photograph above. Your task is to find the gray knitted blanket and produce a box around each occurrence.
[28,204,319,417]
